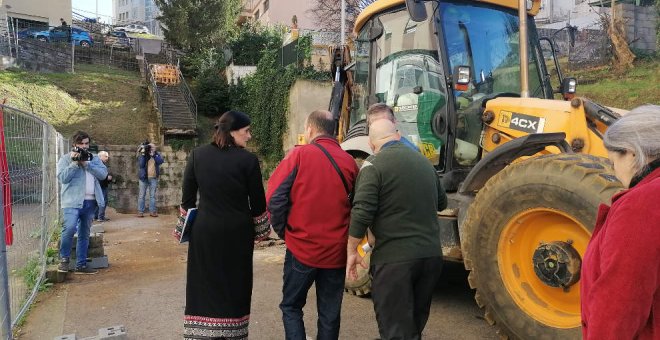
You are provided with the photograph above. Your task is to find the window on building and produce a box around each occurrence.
[264,0,269,12]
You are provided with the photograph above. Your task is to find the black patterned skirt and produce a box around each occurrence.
[184,315,249,339]
[183,212,269,339]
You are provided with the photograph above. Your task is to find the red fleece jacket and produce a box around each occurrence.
[581,166,660,340]
[266,137,358,268]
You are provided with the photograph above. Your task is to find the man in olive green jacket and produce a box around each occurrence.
[347,119,447,340]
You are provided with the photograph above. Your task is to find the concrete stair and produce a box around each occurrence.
[156,84,196,134]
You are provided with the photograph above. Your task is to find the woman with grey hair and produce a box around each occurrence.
[580,104,660,340]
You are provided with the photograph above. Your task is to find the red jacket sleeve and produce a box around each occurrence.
[266,148,300,238]
[584,196,660,340]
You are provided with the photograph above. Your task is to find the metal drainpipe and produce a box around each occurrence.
[519,0,530,98]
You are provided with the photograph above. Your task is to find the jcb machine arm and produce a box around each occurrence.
[328,45,352,141]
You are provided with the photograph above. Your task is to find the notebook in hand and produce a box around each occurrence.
[174,208,197,243]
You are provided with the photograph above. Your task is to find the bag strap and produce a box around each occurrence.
[312,143,350,197]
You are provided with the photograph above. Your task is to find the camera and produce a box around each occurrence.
[137,141,152,156]
[71,146,93,161]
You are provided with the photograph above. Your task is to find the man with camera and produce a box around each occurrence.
[137,141,164,217]
[56,131,107,275]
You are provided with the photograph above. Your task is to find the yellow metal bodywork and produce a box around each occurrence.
[481,97,608,158]
[354,0,542,33]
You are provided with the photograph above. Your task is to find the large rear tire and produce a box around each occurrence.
[462,154,622,339]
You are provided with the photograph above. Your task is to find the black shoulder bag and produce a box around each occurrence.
[312,143,353,203]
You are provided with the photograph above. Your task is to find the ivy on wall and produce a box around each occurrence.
[192,31,331,163]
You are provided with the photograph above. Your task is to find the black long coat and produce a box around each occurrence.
[181,143,266,321]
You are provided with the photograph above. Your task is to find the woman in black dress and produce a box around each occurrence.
[181,111,269,339]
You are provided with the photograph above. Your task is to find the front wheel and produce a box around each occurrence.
[80,40,90,47]
[462,154,622,339]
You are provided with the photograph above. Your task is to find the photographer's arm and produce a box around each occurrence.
[153,152,164,165]
[86,156,108,180]
[57,154,81,184]
[138,155,147,169]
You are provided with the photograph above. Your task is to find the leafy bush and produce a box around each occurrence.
[180,47,226,78]
[191,27,332,161]
[229,23,284,66]
[195,70,232,117]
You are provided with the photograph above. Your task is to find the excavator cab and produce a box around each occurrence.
[342,1,555,190]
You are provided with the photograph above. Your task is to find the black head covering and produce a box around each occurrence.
[228,110,251,131]
[216,111,251,131]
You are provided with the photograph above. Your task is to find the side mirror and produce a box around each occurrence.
[560,77,577,100]
[452,65,472,92]
[405,0,428,22]
[369,18,384,41]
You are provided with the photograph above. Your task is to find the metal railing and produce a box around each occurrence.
[145,62,164,128]
[178,72,198,123]
[0,104,66,338]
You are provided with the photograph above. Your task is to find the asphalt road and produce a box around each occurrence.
[16,211,497,339]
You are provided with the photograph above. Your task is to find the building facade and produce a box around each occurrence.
[3,0,72,30]
[113,0,162,36]
[240,0,317,29]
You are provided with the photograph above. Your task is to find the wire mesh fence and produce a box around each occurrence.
[0,104,66,337]
[1,16,141,73]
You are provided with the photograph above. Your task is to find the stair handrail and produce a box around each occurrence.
[145,62,163,127]
[177,69,197,124]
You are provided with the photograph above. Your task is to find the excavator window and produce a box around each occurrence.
[369,3,447,165]
[439,1,546,166]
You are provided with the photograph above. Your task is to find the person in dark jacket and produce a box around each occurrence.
[181,111,269,339]
[267,110,359,340]
[137,142,163,217]
[581,104,660,340]
[94,151,112,222]
[347,119,447,340]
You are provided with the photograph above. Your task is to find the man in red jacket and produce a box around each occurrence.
[267,110,358,340]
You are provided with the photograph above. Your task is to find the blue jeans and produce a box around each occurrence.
[138,178,158,214]
[280,250,344,340]
[61,200,97,268]
[94,187,109,220]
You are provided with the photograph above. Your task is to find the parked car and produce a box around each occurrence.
[16,27,47,39]
[114,24,149,34]
[32,27,94,47]
[104,30,131,49]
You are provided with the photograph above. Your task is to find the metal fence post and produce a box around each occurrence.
[0,183,12,340]
[40,124,48,259]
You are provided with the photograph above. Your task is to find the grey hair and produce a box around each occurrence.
[98,151,109,158]
[603,104,660,176]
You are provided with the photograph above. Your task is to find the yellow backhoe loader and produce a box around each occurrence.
[331,0,625,338]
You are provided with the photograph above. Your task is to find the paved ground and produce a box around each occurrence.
[15,209,497,339]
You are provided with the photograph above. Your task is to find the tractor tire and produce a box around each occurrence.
[461,154,622,339]
[344,251,371,296]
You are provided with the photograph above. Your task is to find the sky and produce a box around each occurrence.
[72,0,114,24]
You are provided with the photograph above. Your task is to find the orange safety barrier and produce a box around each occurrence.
[150,64,180,85]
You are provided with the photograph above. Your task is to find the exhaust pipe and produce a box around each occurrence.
[519,0,530,98]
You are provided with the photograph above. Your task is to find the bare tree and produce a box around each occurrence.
[593,3,635,70]
[307,0,377,36]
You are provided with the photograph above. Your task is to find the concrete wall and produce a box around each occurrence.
[5,0,72,27]
[100,145,188,214]
[16,39,72,72]
[618,4,658,52]
[284,79,332,152]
